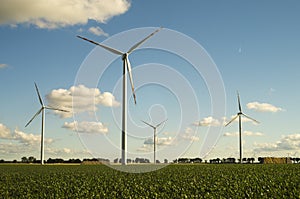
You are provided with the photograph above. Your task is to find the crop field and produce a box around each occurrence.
[1,164,299,198]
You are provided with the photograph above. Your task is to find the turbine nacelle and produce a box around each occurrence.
[122,53,128,61]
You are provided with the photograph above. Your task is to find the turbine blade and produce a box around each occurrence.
[77,35,123,55]
[237,91,242,112]
[25,108,43,127]
[125,57,137,104]
[34,82,44,106]
[225,115,239,127]
[46,106,69,112]
[242,113,259,124]
[156,119,168,128]
[127,27,163,54]
[141,120,155,129]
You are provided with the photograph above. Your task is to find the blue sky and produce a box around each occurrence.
[1,0,300,162]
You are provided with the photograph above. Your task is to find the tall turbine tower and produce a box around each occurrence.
[142,119,167,164]
[25,83,68,165]
[77,28,162,165]
[225,91,259,163]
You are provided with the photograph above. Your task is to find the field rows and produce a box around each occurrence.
[1,164,299,198]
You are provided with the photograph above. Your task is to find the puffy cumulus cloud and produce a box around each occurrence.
[247,102,284,113]
[181,127,200,142]
[224,131,263,137]
[243,131,264,136]
[144,136,175,146]
[88,26,109,37]
[13,129,53,146]
[63,121,108,134]
[0,64,8,69]
[0,123,11,139]
[254,134,300,152]
[46,84,120,118]
[136,144,152,152]
[0,0,130,29]
[193,116,221,127]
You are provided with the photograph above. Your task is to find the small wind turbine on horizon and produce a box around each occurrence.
[77,27,162,165]
[225,91,259,164]
[25,83,68,165]
[142,119,167,164]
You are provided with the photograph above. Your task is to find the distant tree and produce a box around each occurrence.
[216,158,221,164]
[0,159,4,163]
[242,158,247,163]
[21,156,28,163]
[191,158,202,163]
[28,156,36,163]
[178,158,189,163]
[13,160,17,163]
[114,158,118,163]
[156,160,160,164]
[296,157,300,163]
[164,159,168,164]
[67,158,81,163]
[250,157,255,163]
[290,158,295,163]
[258,157,263,164]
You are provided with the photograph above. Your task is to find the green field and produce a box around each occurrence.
[1,164,299,198]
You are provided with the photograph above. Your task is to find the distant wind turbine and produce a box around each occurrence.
[77,27,162,165]
[25,83,68,165]
[142,119,167,164]
[225,91,259,164]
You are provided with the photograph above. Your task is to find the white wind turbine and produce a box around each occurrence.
[225,91,259,163]
[25,83,69,165]
[77,27,162,165]
[142,119,167,164]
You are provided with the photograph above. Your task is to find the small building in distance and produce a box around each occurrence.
[258,157,292,164]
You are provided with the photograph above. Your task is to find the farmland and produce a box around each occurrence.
[1,164,299,198]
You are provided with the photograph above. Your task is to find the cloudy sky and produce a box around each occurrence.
[1,0,300,162]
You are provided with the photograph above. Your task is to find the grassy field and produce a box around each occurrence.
[1,164,299,198]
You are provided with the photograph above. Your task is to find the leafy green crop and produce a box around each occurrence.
[0,164,299,198]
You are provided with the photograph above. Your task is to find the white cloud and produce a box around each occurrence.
[88,26,109,37]
[0,0,130,29]
[63,121,108,134]
[193,116,221,127]
[254,134,300,152]
[136,144,152,152]
[144,136,175,146]
[1,126,54,146]
[243,131,264,136]
[181,127,200,142]
[136,136,174,152]
[224,131,263,137]
[46,85,120,118]
[0,64,8,69]
[13,129,53,146]
[0,123,11,139]
[247,102,284,113]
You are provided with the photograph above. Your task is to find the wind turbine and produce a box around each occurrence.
[25,83,68,165]
[142,119,167,164]
[225,91,259,164]
[77,27,162,165]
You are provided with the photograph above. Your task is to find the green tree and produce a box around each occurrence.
[21,156,28,163]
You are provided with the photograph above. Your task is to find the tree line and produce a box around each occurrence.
[1,156,300,164]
